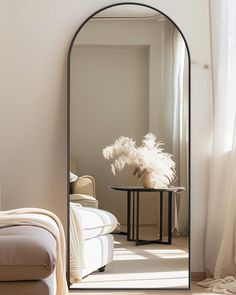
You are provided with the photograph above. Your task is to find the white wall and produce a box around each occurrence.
[71,45,151,224]
[70,18,167,226]
[0,0,212,272]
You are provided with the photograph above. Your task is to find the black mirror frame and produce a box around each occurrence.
[67,2,191,291]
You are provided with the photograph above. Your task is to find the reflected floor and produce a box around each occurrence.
[71,226,189,289]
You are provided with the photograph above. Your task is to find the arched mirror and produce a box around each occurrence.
[68,3,190,290]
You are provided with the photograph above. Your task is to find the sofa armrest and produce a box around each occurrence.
[71,175,96,197]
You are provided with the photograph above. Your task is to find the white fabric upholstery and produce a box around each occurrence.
[82,234,114,278]
[70,203,118,282]
[69,157,117,281]
[74,206,118,240]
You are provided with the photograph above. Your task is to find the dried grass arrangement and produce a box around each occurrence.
[102,133,176,189]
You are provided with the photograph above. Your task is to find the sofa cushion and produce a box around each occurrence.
[75,207,118,240]
[70,193,98,208]
[0,274,55,295]
[0,226,56,281]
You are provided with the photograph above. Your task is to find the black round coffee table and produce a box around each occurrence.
[110,186,185,246]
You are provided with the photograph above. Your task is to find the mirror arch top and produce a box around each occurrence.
[68,3,191,61]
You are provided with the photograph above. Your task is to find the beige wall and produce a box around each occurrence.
[0,0,212,272]
[70,18,165,226]
[71,45,149,224]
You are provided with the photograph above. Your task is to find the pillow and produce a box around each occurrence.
[70,171,78,182]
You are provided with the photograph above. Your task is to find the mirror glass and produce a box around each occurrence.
[69,3,189,290]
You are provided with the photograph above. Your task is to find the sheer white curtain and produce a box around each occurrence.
[172,30,189,235]
[199,0,236,293]
[162,23,189,235]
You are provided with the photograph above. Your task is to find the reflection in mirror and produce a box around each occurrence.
[69,3,189,290]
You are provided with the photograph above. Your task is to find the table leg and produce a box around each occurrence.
[168,192,172,244]
[136,191,140,245]
[114,188,175,246]
[127,191,131,241]
[132,191,135,240]
[159,191,163,241]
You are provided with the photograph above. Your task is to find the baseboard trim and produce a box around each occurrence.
[191,272,207,281]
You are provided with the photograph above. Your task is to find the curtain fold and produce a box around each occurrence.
[172,32,189,235]
[162,23,189,235]
[199,0,236,293]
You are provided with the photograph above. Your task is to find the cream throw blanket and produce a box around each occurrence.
[69,202,85,283]
[0,208,68,295]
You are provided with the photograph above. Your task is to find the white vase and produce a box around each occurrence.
[141,171,169,189]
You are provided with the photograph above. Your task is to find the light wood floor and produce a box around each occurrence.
[69,226,213,294]
[71,226,189,289]
[69,281,213,294]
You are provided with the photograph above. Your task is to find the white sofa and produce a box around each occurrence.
[76,206,117,278]
[70,157,118,281]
